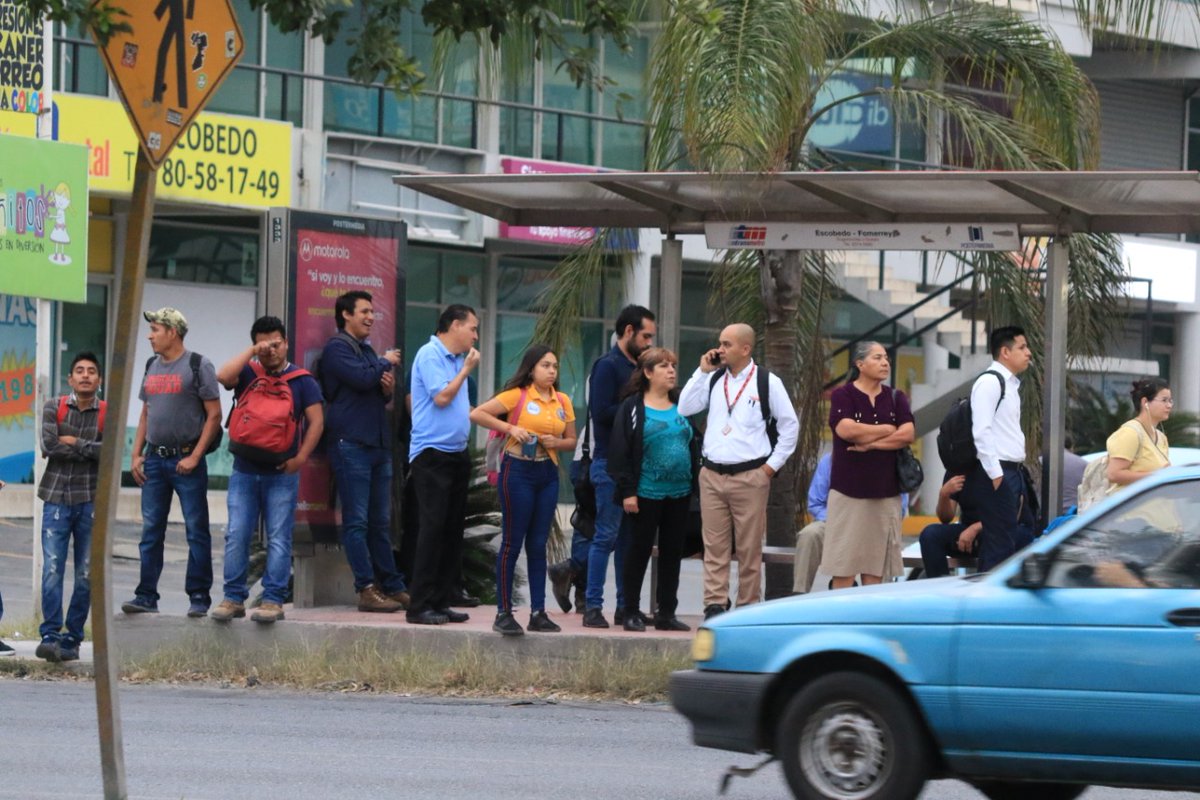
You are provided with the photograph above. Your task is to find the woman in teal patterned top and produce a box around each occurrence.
[607,348,698,632]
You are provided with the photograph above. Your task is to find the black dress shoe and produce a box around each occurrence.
[582,607,610,629]
[436,607,470,623]
[448,591,481,608]
[654,615,691,632]
[703,604,726,621]
[613,608,626,625]
[622,611,646,632]
[406,609,450,625]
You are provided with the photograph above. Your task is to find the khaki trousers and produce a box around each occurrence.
[699,466,770,608]
[792,520,826,593]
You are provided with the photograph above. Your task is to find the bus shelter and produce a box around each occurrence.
[393,169,1200,520]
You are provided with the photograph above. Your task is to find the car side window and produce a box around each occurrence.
[1045,479,1200,589]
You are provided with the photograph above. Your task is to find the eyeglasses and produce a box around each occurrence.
[1154,397,1174,405]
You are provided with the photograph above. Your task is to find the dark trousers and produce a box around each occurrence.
[961,462,1025,572]
[623,494,690,617]
[408,448,471,613]
[918,523,972,579]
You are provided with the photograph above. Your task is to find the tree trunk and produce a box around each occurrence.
[761,249,804,599]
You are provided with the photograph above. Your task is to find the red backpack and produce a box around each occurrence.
[227,362,311,465]
[56,395,106,432]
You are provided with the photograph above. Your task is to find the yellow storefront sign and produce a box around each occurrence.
[0,108,34,137]
[56,93,291,208]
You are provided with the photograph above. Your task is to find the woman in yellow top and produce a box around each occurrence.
[471,344,576,636]
[1106,377,1172,487]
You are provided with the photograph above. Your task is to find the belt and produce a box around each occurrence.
[146,441,197,458]
[999,460,1023,469]
[702,456,767,475]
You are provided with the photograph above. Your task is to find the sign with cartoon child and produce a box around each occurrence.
[0,133,89,302]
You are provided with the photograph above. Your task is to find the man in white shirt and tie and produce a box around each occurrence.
[962,325,1034,572]
[678,324,799,619]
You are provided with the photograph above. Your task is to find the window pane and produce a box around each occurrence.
[56,23,107,96]
[210,69,260,117]
[441,252,484,306]
[58,283,108,394]
[147,225,259,286]
[541,33,595,164]
[500,68,535,157]
[601,35,649,169]
[495,314,538,394]
[497,258,553,311]
[403,305,440,386]
[407,249,440,303]
[1048,479,1200,589]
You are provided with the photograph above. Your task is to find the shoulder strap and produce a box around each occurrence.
[97,399,107,433]
[57,395,106,432]
[56,395,68,425]
[756,366,771,423]
[510,388,528,430]
[708,366,728,393]
[335,330,364,358]
[282,367,311,382]
[582,357,605,458]
[980,369,1006,412]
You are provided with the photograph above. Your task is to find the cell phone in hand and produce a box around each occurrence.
[708,352,721,366]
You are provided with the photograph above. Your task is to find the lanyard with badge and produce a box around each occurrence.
[721,365,755,435]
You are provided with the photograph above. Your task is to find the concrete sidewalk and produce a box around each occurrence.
[1,603,695,671]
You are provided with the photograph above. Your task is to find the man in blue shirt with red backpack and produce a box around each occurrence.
[212,316,324,623]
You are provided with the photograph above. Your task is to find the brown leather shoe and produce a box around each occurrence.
[210,599,245,621]
[384,589,411,609]
[358,585,402,613]
[251,601,285,624]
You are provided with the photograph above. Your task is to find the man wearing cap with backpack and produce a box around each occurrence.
[123,307,223,618]
[211,316,324,624]
[34,352,105,662]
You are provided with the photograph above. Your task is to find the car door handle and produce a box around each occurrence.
[1165,608,1200,627]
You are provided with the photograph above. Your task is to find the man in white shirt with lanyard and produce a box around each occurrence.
[961,325,1034,572]
[678,323,799,619]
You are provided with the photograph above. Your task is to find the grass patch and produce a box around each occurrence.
[0,615,40,641]
[122,635,691,701]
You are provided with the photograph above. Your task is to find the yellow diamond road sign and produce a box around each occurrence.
[90,0,245,168]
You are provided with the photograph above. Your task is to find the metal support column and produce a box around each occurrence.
[659,235,683,354]
[1040,237,1069,527]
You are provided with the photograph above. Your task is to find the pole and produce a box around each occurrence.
[659,235,683,353]
[1040,237,1068,528]
[91,149,157,800]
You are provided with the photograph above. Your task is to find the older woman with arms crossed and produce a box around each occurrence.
[820,342,915,589]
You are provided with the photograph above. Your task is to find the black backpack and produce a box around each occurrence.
[936,370,1004,473]
[708,365,778,449]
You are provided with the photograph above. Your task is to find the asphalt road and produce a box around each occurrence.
[0,681,1194,800]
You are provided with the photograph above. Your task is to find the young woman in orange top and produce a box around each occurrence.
[471,344,577,636]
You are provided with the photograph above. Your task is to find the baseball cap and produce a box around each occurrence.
[143,307,188,336]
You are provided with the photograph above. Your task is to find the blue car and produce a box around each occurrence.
[670,465,1200,800]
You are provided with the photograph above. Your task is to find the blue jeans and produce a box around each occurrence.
[496,456,559,612]
[223,469,299,604]
[329,439,405,593]
[135,454,212,606]
[39,501,93,644]
[585,458,629,610]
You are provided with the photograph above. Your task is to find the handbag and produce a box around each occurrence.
[895,445,924,493]
[569,407,597,540]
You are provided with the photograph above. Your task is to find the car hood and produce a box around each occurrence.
[706,576,981,628]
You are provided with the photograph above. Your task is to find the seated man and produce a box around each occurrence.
[795,454,906,592]
[793,454,831,594]
[920,471,1036,577]
[918,474,979,578]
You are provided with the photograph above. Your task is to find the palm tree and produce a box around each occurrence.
[536,0,1131,598]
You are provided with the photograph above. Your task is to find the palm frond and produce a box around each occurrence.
[531,231,626,358]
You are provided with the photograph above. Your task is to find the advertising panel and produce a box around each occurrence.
[284,211,406,541]
[0,133,89,302]
[0,0,44,117]
[55,93,292,208]
[0,293,36,482]
[498,157,599,245]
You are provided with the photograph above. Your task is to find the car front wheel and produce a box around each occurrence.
[777,671,929,800]
[973,780,1087,800]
